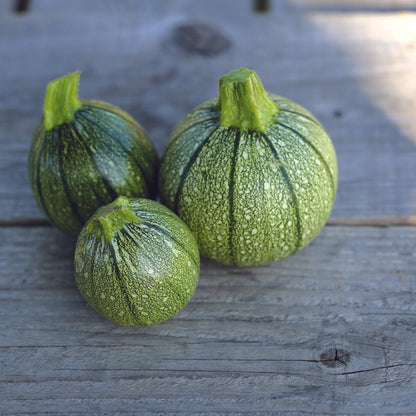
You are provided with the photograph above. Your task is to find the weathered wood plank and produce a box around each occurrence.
[1,10,416,221]
[286,0,416,11]
[25,0,416,13]
[0,1,13,13]
[2,4,416,416]
[1,225,415,414]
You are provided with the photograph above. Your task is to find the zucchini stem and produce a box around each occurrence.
[44,71,83,131]
[87,197,141,243]
[218,68,279,132]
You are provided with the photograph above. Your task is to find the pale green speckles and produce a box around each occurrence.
[74,198,200,327]
[230,130,295,264]
[176,127,234,260]
[256,142,265,155]
[159,90,337,267]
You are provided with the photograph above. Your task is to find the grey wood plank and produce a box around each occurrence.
[0,1,14,13]
[1,9,416,221]
[287,0,416,11]
[1,225,415,414]
[27,0,416,13]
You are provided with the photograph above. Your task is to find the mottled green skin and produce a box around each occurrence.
[159,94,338,266]
[74,198,200,326]
[28,99,159,236]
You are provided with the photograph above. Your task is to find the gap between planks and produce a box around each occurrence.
[0,214,415,228]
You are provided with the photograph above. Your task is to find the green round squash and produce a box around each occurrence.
[159,68,338,267]
[74,196,200,326]
[28,71,159,236]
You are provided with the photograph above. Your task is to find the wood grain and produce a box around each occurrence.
[288,0,416,11]
[1,225,415,414]
[23,0,416,13]
[1,8,416,221]
[2,3,416,415]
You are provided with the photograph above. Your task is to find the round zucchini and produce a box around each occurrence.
[28,71,159,236]
[74,196,200,326]
[159,68,338,266]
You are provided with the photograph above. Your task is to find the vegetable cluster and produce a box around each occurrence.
[28,69,337,326]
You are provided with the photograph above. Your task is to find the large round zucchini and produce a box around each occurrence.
[159,68,338,266]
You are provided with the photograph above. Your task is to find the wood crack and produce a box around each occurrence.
[0,218,51,227]
[329,362,416,376]
[1,215,415,228]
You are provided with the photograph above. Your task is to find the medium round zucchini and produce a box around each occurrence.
[74,196,200,326]
[159,68,338,266]
[28,71,159,236]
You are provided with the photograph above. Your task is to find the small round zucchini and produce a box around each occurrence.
[74,196,200,326]
[28,71,159,236]
[159,68,338,266]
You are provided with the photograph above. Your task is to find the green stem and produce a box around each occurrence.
[87,196,141,243]
[218,68,279,132]
[44,71,83,131]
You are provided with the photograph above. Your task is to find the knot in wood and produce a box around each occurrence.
[173,23,231,56]
[320,348,351,368]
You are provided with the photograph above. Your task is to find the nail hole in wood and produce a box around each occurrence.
[14,0,30,13]
[254,0,270,12]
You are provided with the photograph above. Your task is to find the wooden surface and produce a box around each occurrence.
[1,1,416,414]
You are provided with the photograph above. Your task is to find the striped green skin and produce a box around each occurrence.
[159,95,338,267]
[28,99,159,236]
[74,198,200,326]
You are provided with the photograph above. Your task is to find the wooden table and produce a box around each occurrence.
[1,1,416,414]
